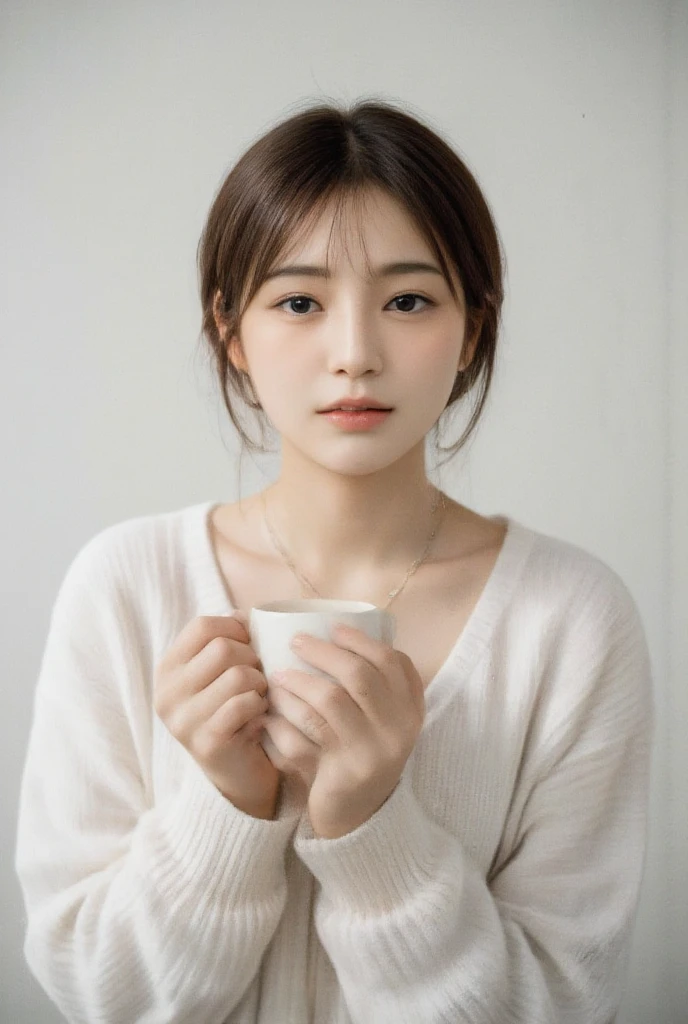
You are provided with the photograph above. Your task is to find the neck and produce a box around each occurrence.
[259,448,445,595]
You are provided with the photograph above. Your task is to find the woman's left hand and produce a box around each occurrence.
[258,625,425,839]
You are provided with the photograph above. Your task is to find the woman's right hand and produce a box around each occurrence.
[154,613,280,820]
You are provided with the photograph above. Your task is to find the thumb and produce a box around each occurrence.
[231,609,251,631]
[230,611,262,668]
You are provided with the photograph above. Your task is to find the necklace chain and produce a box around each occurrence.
[261,488,447,610]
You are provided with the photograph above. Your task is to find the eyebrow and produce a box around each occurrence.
[263,260,445,282]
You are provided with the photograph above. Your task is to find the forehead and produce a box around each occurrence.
[277,187,433,269]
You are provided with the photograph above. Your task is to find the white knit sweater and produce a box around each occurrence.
[15,500,655,1024]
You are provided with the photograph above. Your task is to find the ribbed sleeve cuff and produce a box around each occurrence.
[293,772,452,914]
[149,764,301,908]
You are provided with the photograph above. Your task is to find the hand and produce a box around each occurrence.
[258,625,425,838]
[154,613,280,820]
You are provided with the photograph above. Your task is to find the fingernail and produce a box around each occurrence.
[271,670,287,683]
[290,634,305,648]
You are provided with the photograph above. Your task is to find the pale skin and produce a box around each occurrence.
[212,186,484,839]
[263,625,426,838]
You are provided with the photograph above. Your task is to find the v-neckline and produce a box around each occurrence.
[189,499,536,704]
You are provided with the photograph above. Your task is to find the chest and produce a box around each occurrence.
[209,515,505,691]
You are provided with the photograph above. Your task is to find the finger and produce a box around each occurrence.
[241,712,269,743]
[166,614,252,668]
[272,669,361,741]
[260,712,320,775]
[268,683,334,747]
[183,633,261,697]
[290,628,394,712]
[201,687,269,746]
[231,609,251,631]
[182,665,268,736]
[260,728,292,774]
[330,625,413,707]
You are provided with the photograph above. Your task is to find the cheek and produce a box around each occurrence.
[402,347,462,427]
[251,358,315,427]
[250,346,305,390]
[406,343,459,392]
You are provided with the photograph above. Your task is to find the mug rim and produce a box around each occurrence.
[252,599,379,614]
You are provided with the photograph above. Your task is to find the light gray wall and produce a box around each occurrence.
[2,1,685,1020]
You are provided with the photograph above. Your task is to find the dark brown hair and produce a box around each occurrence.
[197,96,505,468]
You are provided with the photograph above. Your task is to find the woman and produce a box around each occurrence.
[16,98,654,1023]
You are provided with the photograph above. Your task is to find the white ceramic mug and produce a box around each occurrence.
[249,599,396,686]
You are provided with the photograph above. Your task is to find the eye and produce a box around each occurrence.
[275,293,435,316]
[389,293,434,314]
[276,295,319,316]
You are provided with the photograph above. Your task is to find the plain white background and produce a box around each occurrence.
[2,1,686,1021]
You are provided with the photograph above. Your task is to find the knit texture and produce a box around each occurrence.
[15,500,655,1023]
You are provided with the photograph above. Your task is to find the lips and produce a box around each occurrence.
[320,407,393,430]
[318,402,393,412]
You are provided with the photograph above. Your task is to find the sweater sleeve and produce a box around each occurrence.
[293,570,655,1023]
[15,530,300,1024]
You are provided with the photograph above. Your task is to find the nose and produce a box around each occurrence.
[325,302,384,378]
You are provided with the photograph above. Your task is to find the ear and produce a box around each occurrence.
[213,289,248,373]
[458,310,484,372]
[228,339,248,373]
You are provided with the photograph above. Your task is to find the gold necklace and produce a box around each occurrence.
[261,488,447,610]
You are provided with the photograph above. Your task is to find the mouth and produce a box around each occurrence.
[317,401,394,413]
[317,395,394,413]
[317,407,393,413]
[317,407,394,429]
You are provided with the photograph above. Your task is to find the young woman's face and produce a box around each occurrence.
[222,187,474,477]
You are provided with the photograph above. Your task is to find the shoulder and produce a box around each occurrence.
[42,503,215,695]
[509,521,654,753]
[52,502,209,618]
[513,519,645,639]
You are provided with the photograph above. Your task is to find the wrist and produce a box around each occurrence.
[310,788,395,839]
[217,784,279,821]
[227,794,277,820]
